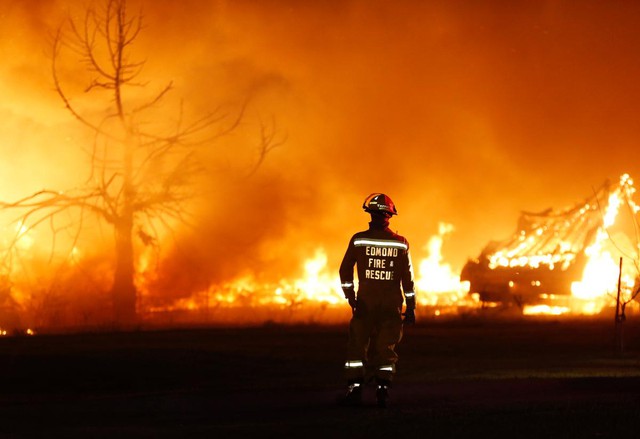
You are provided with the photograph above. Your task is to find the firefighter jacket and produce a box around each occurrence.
[339,221,416,308]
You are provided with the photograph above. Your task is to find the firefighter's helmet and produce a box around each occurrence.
[362,193,398,216]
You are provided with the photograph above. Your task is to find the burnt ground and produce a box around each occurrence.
[1,316,640,438]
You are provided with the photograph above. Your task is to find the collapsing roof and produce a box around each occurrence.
[461,174,638,307]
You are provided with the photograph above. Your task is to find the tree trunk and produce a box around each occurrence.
[112,126,137,326]
[111,215,137,325]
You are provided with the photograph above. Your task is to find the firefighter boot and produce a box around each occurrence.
[376,379,391,408]
[339,381,363,407]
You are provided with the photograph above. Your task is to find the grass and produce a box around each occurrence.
[0,315,639,437]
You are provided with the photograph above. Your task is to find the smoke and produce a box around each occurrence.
[3,0,640,306]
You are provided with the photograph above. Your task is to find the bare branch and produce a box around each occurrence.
[246,115,286,177]
[52,29,123,143]
[132,81,173,114]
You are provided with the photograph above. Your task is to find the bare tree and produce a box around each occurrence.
[613,260,640,354]
[0,0,278,326]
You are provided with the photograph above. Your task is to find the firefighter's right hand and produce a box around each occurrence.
[402,308,416,325]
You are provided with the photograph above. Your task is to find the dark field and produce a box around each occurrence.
[1,316,640,438]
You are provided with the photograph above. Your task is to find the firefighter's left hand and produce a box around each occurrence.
[402,308,415,325]
[348,296,357,313]
[344,290,357,313]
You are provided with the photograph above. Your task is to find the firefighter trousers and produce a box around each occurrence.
[344,298,403,383]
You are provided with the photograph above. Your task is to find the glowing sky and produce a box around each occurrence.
[2,0,640,285]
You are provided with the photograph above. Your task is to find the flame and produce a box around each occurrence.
[2,174,640,327]
[569,174,639,310]
[140,222,478,323]
[416,222,473,312]
[523,305,570,316]
[522,174,640,316]
[291,249,342,305]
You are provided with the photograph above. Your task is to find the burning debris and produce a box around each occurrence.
[462,174,640,315]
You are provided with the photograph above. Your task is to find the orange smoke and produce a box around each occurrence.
[2,1,640,330]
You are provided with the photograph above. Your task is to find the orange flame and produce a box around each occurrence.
[526,174,639,315]
[415,222,473,313]
[2,174,640,327]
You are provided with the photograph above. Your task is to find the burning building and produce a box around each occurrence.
[461,174,640,314]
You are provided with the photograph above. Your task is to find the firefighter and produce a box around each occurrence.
[339,193,416,408]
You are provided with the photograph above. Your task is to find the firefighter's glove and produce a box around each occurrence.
[344,290,357,312]
[402,307,416,325]
[403,293,416,325]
